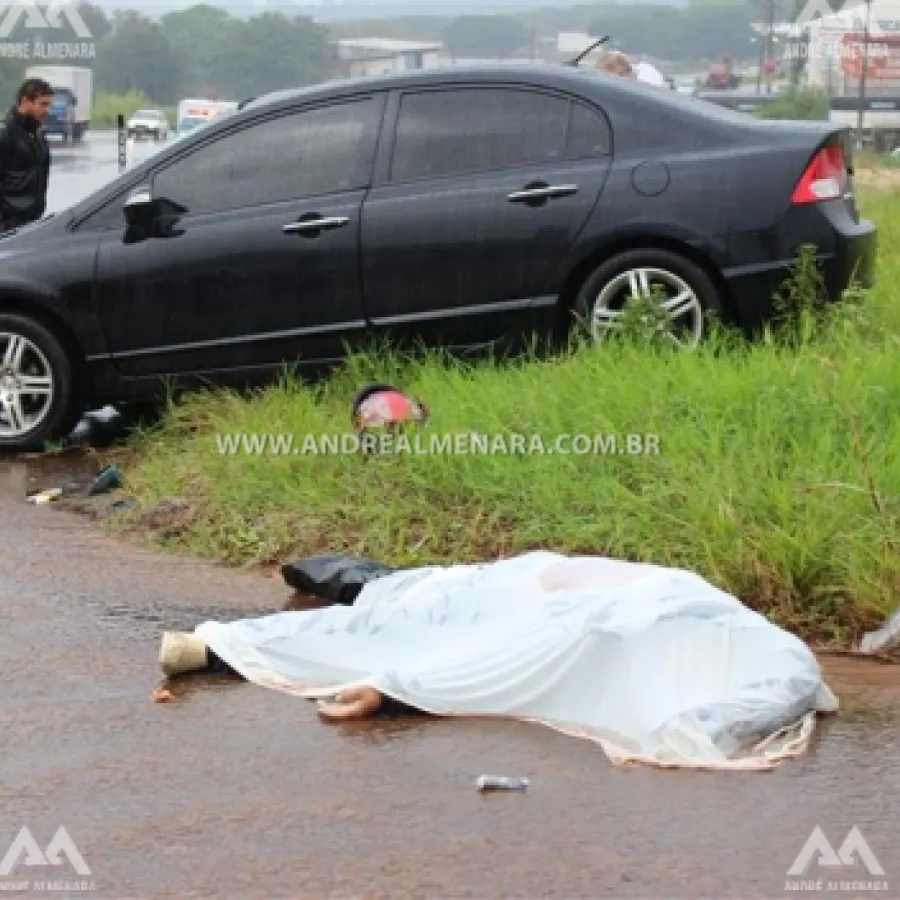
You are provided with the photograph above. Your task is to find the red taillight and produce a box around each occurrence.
[791,144,846,204]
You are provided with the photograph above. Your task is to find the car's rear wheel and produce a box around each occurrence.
[574,248,723,348]
[0,314,79,452]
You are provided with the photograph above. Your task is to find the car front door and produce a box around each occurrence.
[360,85,613,347]
[87,94,383,379]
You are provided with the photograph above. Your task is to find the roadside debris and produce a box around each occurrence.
[26,487,62,504]
[860,607,900,655]
[152,687,174,703]
[67,406,124,447]
[89,463,123,495]
[25,462,124,506]
[476,776,530,792]
[109,498,139,512]
[181,551,840,771]
[281,553,396,605]
[351,383,428,433]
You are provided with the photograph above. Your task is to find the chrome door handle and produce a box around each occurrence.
[283,216,349,235]
[507,184,578,202]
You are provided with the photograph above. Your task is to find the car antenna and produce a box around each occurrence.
[566,35,610,67]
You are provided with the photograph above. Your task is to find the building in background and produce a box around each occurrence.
[799,0,900,95]
[334,38,444,77]
[793,0,900,147]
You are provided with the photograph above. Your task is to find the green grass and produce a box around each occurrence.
[112,185,900,647]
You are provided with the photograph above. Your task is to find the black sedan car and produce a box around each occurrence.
[0,63,876,450]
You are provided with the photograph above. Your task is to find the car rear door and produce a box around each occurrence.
[360,84,612,347]
[88,94,383,379]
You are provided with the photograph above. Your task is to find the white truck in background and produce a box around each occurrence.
[25,66,93,142]
[175,98,238,137]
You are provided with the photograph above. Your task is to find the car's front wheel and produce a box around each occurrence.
[575,248,723,348]
[0,314,80,451]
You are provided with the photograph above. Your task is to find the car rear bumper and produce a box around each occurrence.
[128,126,161,138]
[721,201,877,332]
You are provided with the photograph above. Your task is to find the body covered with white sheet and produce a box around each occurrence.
[196,552,837,769]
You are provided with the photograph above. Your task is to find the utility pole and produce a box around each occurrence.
[790,0,807,88]
[756,0,774,95]
[857,0,872,141]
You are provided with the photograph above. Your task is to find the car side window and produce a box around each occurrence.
[74,191,133,232]
[389,87,571,182]
[150,98,377,216]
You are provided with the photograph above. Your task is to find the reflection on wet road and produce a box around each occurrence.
[46,130,169,216]
[1,494,897,898]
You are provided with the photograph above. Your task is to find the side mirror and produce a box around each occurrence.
[123,186,153,229]
[71,95,77,105]
[123,187,188,241]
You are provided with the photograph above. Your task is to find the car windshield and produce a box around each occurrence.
[134,110,159,118]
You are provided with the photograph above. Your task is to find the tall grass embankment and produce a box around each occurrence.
[116,186,900,646]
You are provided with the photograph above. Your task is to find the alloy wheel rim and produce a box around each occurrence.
[0,332,54,438]
[591,266,704,347]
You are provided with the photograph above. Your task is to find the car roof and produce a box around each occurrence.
[246,63,638,109]
[238,62,792,134]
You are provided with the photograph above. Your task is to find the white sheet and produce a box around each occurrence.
[195,551,838,770]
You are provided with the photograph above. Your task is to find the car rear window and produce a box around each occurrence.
[566,100,612,157]
[390,87,575,182]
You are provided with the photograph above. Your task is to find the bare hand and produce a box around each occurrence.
[316,685,383,721]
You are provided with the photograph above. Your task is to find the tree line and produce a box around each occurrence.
[0,3,331,108]
[0,0,831,112]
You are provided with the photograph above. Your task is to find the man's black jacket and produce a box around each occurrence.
[0,106,50,227]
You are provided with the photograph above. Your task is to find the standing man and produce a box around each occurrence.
[0,78,52,232]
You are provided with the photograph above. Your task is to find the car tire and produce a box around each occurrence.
[573,248,723,347]
[0,314,81,452]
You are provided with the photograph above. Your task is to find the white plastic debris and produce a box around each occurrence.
[194,551,838,771]
[27,487,62,504]
[859,607,900,654]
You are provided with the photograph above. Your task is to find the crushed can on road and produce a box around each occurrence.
[476,775,530,792]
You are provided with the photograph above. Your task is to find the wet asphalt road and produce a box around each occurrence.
[1,489,898,898]
[2,130,899,899]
